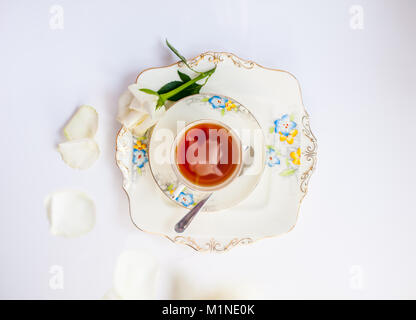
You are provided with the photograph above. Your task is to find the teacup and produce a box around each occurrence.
[171,119,243,192]
[148,93,265,211]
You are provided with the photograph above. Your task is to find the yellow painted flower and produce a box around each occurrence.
[279,129,298,144]
[290,148,301,165]
[134,140,147,151]
[225,101,237,111]
[166,184,175,195]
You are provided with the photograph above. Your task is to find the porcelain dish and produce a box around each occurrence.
[116,52,317,252]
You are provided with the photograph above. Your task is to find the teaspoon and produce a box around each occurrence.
[174,145,254,233]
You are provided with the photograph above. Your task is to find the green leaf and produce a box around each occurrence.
[157,81,183,95]
[221,109,225,116]
[154,66,216,110]
[155,96,165,110]
[201,97,209,102]
[139,88,159,96]
[290,114,295,121]
[269,127,274,134]
[279,168,296,176]
[177,70,191,82]
[168,83,202,101]
[166,39,196,72]
[266,145,275,151]
[157,81,202,102]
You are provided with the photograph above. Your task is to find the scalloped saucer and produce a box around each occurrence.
[116,52,317,252]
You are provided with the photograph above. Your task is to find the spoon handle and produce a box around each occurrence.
[174,194,212,233]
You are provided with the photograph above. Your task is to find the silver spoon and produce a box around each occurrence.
[174,193,212,233]
[174,145,254,233]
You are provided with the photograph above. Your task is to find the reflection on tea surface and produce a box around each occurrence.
[176,122,241,187]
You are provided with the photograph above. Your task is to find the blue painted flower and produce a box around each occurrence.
[274,114,298,144]
[208,96,228,109]
[175,192,194,207]
[133,149,148,168]
[274,114,297,136]
[266,148,280,167]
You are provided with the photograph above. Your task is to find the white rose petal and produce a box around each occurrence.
[113,250,158,300]
[63,105,98,140]
[117,84,166,134]
[45,190,96,237]
[102,289,122,300]
[58,138,100,169]
[171,273,262,299]
[131,115,157,136]
[117,90,134,122]
[128,84,159,116]
[131,106,165,136]
[120,110,149,129]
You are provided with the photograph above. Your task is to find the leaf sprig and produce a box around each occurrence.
[165,40,199,73]
[139,40,216,110]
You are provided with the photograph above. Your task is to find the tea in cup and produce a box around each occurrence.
[172,119,242,192]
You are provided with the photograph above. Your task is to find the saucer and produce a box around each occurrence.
[116,52,317,252]
[148,93,265,212]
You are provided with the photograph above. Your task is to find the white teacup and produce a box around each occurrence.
[171,119,243,193]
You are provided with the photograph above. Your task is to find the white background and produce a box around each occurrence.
[1,0,415,299]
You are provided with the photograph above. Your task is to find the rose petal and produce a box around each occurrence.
[120,110,148,129]
[58,138,100,169]
[113,250,158,300]
[45,190,95,237]
[102,288,122,300]
[117,90,134,122]
[63,105,98,140]
[128,84,159,116]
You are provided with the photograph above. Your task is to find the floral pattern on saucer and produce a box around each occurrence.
[274,114,298,145]
[160,183,198,208]
[203,95,239,115]
[208,96,227,109]
[267,113,301,176]
[175,191,195,207]
[290,148,301,165]
[266,147,281,167]
[132,136,148,175]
